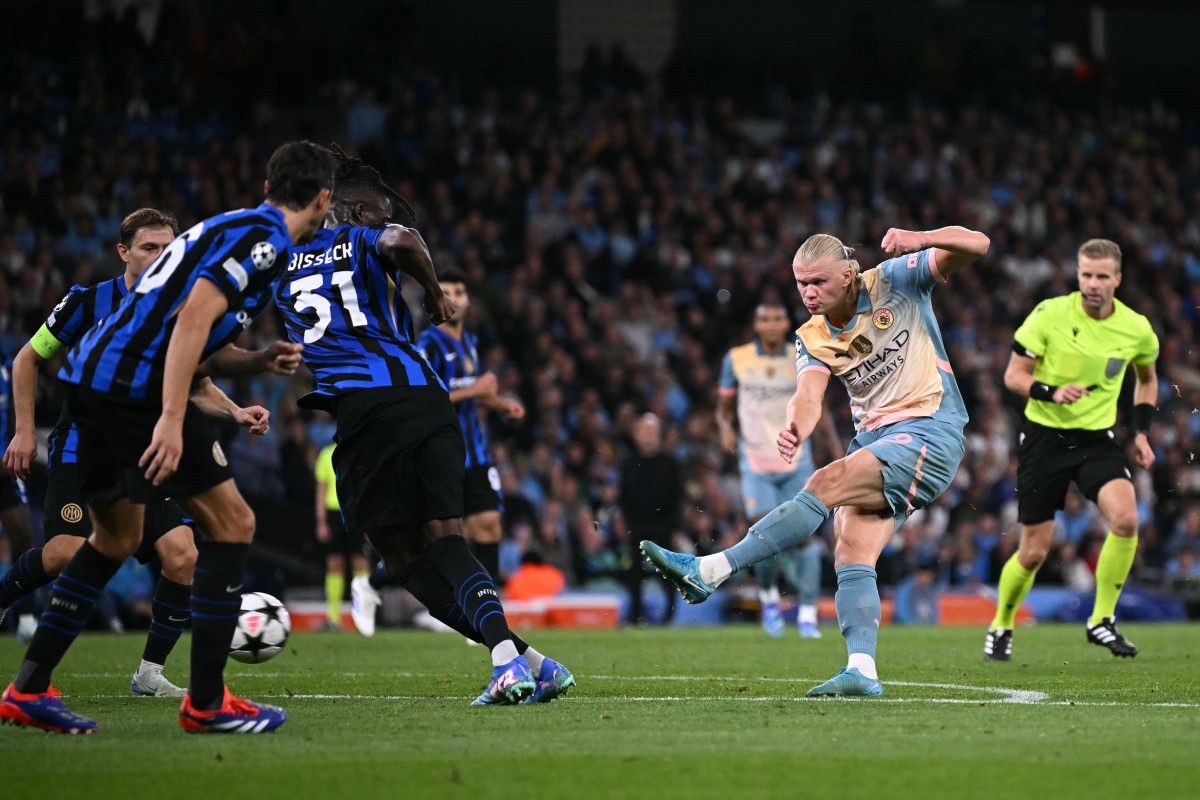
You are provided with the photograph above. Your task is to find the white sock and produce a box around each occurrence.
[137,659,164,675]
[847,653,878,680]
[491,640,519,666]
[522,646,545,675]
[758,587,780,606]
[699,553,733,586]
[798,605,818,626]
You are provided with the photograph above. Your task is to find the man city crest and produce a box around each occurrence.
[250,241,277,271]
[872,308,894,330]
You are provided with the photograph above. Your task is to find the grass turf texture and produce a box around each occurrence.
[3,624,1199,799]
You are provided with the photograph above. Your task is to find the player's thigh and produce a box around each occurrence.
[88,498,147,560]
[808,448,888,511]
[831,505,896,569]
[177,479,255,543]
[1016,423,1079,525]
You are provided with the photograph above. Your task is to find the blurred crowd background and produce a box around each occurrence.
[1,1,1198,620]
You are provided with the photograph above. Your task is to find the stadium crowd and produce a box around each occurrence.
[1,6,1199,609]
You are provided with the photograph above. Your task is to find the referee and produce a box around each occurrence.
[985,239,1158,661]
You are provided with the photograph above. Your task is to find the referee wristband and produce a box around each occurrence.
[1133,403,1154,434]
[1029,381,1058,402]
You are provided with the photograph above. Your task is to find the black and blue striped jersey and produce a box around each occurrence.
[59,204,292,401]
[275,224,444,410]
[38,277,128,467]
[417,326,492,468]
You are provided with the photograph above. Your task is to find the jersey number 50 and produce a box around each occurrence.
[288,273,368,343]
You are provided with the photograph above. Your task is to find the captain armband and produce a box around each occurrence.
[29,325,66,360]
[1133,403,1154,435]
[1029,381,1058,402]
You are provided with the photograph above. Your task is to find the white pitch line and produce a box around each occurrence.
[47,671,1200,708]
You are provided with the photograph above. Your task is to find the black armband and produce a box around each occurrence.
[1133,403,1154,434]
[1029,381,1058,402]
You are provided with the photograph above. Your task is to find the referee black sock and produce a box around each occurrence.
[469,541,501,580]
[189,541,249,710]
[425,534,513,651]
[14,541,121,694]
[0,546,51,607]
[400,555,532,655]
[142,576,191,667]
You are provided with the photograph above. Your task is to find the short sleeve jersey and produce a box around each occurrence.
[1013,292,1159,431]
[794,249,968,433]
[719,341,809,474]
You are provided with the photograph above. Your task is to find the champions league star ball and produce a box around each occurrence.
[229,592,291,664]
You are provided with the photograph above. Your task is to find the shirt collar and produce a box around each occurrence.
[824,283,872,337]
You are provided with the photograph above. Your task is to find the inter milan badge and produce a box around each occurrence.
[250,241,277,271]
[872,308,894,330]
[851,335,873,355]
[61,503,84,524]
[212,441,229,467]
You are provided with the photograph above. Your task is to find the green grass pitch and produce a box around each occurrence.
[3,623,1199,799]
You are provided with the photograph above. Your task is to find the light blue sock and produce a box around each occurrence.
[752,556,778,591]
[794,544,821,606]
[726,490,829,573]
[835,564,880,660]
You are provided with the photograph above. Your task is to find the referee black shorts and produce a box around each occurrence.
[332,386,465,534]
[43,461,195,563]
[1016,419,1132,525]
[63,384,233,508]
[319,508,366,559]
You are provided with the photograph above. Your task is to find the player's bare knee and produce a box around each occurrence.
[805,462,844,499]
[1108,510,1139,539]
[44,536,84,572]
[158,529,197,583]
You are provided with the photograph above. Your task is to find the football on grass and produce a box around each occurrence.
[229,592,291,664]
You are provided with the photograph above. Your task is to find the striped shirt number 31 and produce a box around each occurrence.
[288,273,368,343]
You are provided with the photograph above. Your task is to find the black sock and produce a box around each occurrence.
[399,557,530,652]
[400,557,482,643]
[426,535,512,650]
[14,542,122,694]
[189,541,249,710]
[469,541,501,579]
[142,576,190,666]
[0,546,51,607]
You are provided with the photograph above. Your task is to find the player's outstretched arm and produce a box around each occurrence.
[203,341,304,377]
[189,376,271,436]
[378,225,455,324]
[141,279,229,485]
[3,343,46,478]
[778,370,830,464]
[881,226,990,279]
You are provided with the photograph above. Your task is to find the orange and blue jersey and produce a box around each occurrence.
[794,248,968,433]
